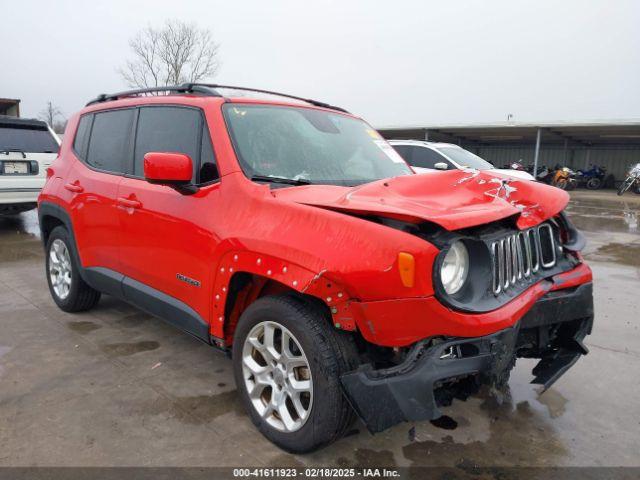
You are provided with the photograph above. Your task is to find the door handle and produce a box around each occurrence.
[117,197,142,209]
[64,182,84,193]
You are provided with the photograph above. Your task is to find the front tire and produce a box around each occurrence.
[232,295,359,453]
[617,178,634,196]
[554,178,568,190]
[45,226,101,312]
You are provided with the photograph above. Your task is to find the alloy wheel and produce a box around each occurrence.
[49,239,72,300]
[241,321,313,432]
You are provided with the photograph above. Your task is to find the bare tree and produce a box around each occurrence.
[39,101,67,133]
[39,101,62,126]
[119,20,221,88]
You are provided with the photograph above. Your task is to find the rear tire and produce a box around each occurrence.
[586,178,602,190]
[232,294,359,453]
[45,226,101,312]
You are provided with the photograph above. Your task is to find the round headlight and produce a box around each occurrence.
[440,241,469,295]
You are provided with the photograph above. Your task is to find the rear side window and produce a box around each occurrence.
[0,126,59,154]
[73,115,92,160]
[392,145,411,161]
[134,107,202,179]
[409,146,448,169]
[86,109,135,173]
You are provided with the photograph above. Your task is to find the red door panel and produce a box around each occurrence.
[117,178,220,323]
[65,160,122,271]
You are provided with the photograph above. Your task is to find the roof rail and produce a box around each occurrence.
[86,83,348,113]
[85,84,221,106]
[182,83,349,113]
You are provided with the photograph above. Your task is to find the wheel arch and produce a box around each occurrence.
[213,251,361,347]
[38,202,87,282]
[38,202,71,244]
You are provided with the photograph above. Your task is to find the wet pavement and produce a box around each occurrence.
[0,190,639,468]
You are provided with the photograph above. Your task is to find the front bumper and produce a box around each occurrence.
[341,282,593,433]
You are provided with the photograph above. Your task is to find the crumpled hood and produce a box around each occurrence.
[272,170,569,230]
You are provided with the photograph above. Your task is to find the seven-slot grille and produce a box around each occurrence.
[490,223,557,295]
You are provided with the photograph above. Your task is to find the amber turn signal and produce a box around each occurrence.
[398,252,415,288]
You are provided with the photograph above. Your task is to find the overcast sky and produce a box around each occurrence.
[1,0,638,127]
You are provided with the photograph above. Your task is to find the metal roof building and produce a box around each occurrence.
[378,121,640,183]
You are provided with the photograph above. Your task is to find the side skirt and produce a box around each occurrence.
[84,266,212,344]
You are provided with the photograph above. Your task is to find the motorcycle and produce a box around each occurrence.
[527,164,553,184]
[507,160,526,171]
[617,163,640,196]
[551,165,578,191]
[577,165,607,190]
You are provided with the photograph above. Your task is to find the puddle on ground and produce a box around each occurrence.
[100,341,160,357]
[623,210,638,231]
[0,212,42,263]
[0,211,40,237]
[170,391,244,422]
[352,448,397,467]
[400,385,568,468]
[430,415,458,430]
[569,212,635,234]
[586,242,640,267]
[567,201,640,234]
[536,388,568,419]
[142,390,244,424]
[67,321,102,334]
[115,312,152,328]
[0,345,11,378]
[266,453,306,468]
[332,449,398,469]
[0,247,41,263]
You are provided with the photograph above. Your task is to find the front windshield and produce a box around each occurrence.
[223,104,412,186]
[436,146,493,170]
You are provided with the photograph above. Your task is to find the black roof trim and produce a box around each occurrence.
[0,115,48,129]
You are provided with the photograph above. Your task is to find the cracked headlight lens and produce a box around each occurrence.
[440,241,469,295]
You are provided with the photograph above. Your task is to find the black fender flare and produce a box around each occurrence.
[38,202,88,282]
[557,211,587,252]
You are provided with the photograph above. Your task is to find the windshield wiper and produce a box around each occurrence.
[1,148,27,158]
[250,175,311,186]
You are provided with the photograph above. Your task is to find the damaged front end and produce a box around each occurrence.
[341,282,593,433]
[290,169,595,433]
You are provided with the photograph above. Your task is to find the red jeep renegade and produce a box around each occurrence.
[38,84,593,452]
